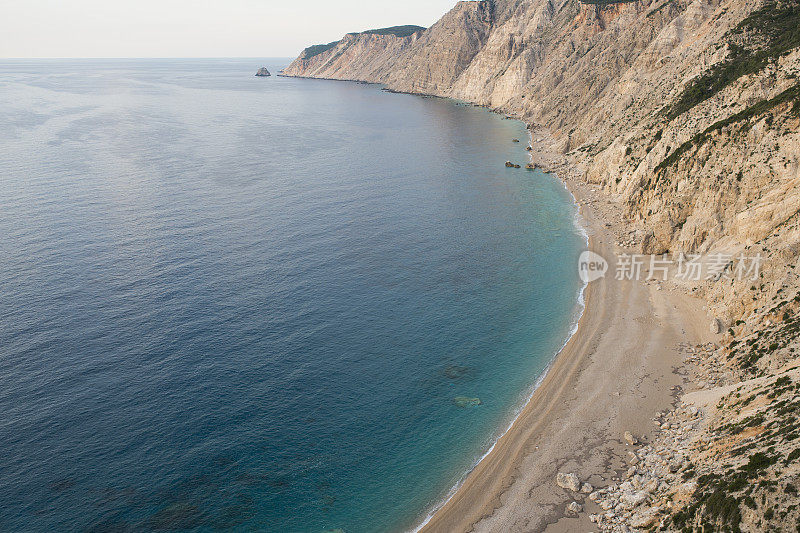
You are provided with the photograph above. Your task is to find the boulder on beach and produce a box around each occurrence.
[255,67,271,77]
[567,501,583,513]
[556,472,581,492]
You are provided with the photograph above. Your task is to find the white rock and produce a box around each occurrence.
[581,482,594,494]
[624,431,637,445]
[619,491,649,510]
[556,472,581,492]
[630,506,661,528]
[567,501,583,513]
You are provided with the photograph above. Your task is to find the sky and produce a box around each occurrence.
[0,0,457,58]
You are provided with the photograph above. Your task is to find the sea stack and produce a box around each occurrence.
[255,67,271,77]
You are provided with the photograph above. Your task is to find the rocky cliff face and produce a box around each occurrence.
[284,0,800,530]
[283,30,421,81]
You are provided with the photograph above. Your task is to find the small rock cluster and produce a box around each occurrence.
[558,401,709,531]
[555,472,593,515]
[682,342,730,390]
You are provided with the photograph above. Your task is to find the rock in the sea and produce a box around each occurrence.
[504,161,520,168]
[556,472,581,492]
[255,67,271,77]
[567,501,583,513]
[453,396,482,408]
[512,138,520,143]
[444,365,475,380]
[146,503,205,530]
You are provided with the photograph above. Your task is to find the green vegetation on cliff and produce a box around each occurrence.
[656,83,800,173]
[359,25,425,37]
[301,26,425,60]
[669,0,800,120]
[302,41,340,59]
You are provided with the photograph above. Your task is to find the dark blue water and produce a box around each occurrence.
[0,58,584,532]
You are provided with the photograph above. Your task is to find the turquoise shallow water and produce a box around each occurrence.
[0,58,584,532]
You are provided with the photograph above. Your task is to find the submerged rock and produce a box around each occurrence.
[453,396,482,408]
[146,502,207,530]
[255,67,271,77]
[444,365,475,380]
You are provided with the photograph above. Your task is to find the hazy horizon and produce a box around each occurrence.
[0,0,455,59]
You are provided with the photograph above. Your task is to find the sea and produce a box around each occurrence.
[0,58,585,532]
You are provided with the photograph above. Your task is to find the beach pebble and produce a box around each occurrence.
[581,482,594,494]
[599,499,615,510]
[624,431,637,445]
[556,472,582,492]
[567,501,583,513]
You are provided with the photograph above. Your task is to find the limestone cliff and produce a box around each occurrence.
[284,1,800,530]
[282,25,424,81]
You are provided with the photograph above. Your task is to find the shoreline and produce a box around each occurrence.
[417,125,716,532]
[276,74,716,531]
[410,127,591,533]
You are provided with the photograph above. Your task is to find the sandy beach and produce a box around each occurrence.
[419,129,719,533]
